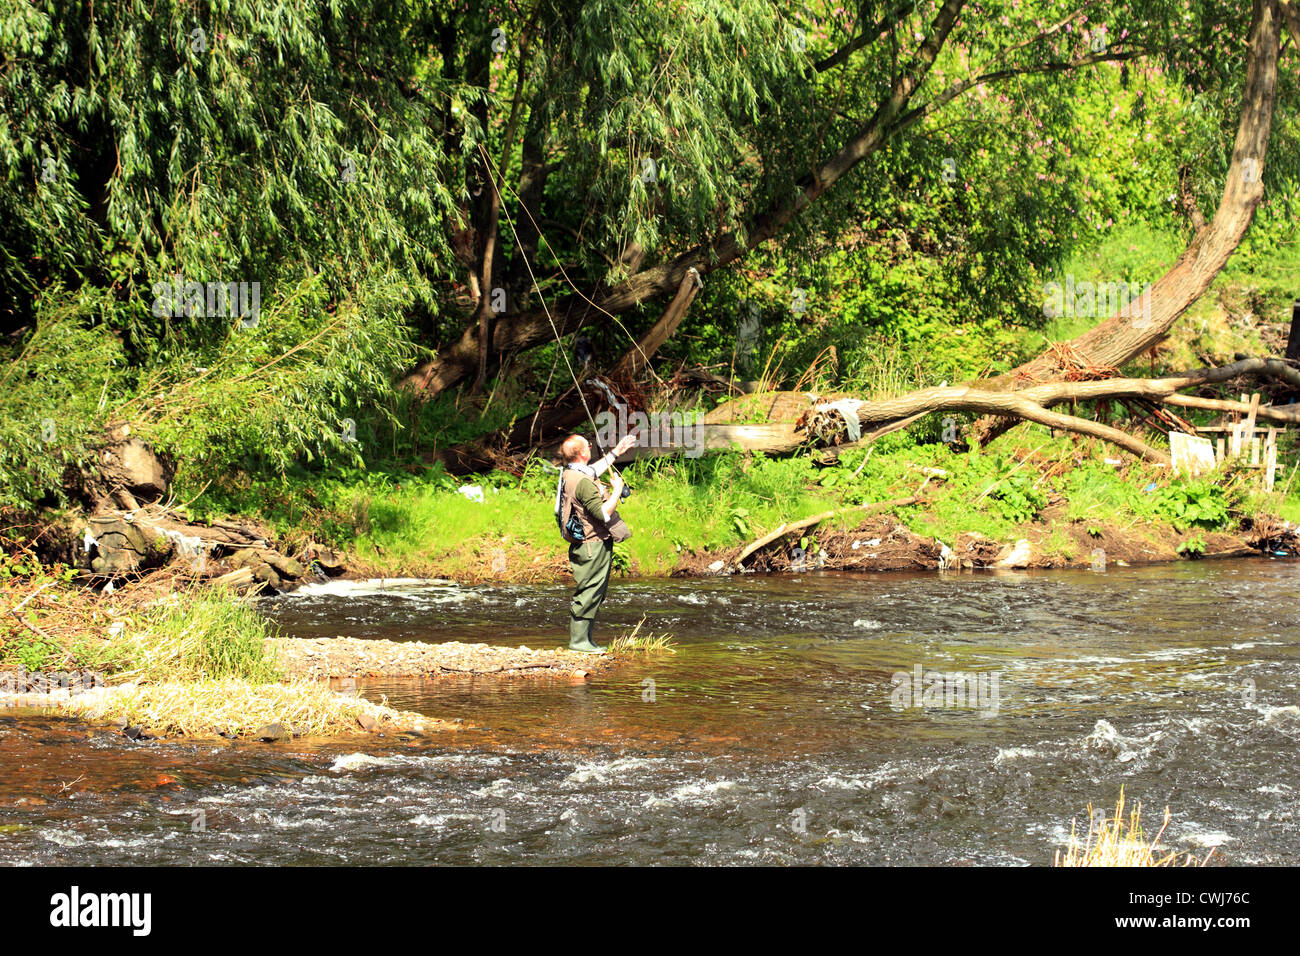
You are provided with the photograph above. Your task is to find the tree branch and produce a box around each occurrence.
[814,1,918,73]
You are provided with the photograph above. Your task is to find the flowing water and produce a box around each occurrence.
[2,559,1298,865]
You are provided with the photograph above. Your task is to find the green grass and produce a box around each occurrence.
[607,616,678,655]
[119,590,282,684]
[172,418,1288,581]
[619,453,842,572]
[0,576,281,682]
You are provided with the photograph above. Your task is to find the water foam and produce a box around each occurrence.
[330,753,402,772]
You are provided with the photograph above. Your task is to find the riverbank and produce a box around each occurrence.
[132,428,1295,589]
[4,423,1299,741]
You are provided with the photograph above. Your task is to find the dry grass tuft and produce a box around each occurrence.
[61,676,424,738]
[1055,787,1215,867]
[607,615,678,656]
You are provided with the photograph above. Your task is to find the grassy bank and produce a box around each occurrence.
[0,575,429,738]
[153,218,1300,581]
[173,423,1295,583]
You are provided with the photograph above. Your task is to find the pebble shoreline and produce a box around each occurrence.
[268,636,614,680]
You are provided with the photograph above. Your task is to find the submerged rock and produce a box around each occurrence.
[994,539,1034,569]
[254,722,293,742]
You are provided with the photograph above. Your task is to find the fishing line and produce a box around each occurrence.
[475,143,639,487]
[473,143,660,399]
[475,142,603,446]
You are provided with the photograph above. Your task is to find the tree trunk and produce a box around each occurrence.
[982,0,1281,393]
[607,268,702,383]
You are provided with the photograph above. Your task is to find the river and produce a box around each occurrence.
[1,559,1297,865]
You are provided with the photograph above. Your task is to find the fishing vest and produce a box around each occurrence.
[555,467,612,545]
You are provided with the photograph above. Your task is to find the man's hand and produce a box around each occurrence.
[613,432,638,457]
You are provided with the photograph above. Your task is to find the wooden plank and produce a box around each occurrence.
[1170,431,1216,477]
[1196,424,1288,433]
[1251,436,1261,466]
[1266,428,1278,490]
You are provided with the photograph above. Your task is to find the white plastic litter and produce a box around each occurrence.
[457,485,485,503]
[818,398,865,441]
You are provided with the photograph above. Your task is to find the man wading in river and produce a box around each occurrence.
[556,432,638,652]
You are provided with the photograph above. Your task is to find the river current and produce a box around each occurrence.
[1,559,1297,865]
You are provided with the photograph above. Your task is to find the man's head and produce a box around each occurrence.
[560,434,591,464]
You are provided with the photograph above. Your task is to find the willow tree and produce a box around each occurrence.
[0,0,466,504]
[401,0,1298,410]
[3,0,1297,504]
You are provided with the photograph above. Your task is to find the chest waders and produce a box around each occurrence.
[557,467,614,653]
[568,537,614,652]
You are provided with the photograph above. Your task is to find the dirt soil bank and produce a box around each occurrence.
[672,510,1297,576]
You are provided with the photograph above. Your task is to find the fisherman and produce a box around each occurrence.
[556,431,638,652]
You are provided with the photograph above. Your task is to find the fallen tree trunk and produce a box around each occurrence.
[441,355,1300,474]
[51,505,344,594]
[1163,393,1300,422]
[821,357,1300,466]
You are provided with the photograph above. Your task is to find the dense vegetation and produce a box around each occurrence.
[2,0,1299,578]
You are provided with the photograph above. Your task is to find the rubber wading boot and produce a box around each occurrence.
[568,617,606,653]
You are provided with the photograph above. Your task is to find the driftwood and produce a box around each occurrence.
[58,504,343,594]
[701,391,815,424]
[6,582,57,642]
[434,348,1300,476]
[733,496,922,568]
[438,354,1300,475]
[614,423,799,461]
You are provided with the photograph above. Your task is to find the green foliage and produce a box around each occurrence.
[0,290,130,509]
[0,550,63,580]
[1151,481,1232,532]
[0,0,456,327]
[133,591,282,683]
[986,472,1050,525]
[9,633,61,671]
